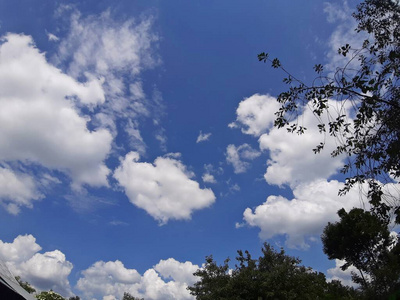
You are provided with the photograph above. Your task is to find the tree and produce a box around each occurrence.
[15,276,36,294]
[188,243,357,300]
[322,208,400,298]
[122,292,144,300]
[35,290,65,300]
[258,0,400,217]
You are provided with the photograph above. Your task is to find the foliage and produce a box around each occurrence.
[68,297,80,300]
[35,290,65,300]
[188,243,357,300]
[122,292,144,300]
[258,0,400,217]
[15,276,36,294]
[322,207,400,298]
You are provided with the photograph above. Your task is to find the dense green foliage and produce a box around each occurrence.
[122,292,144,300]
[188,243,357,300]
[259,0,400,218]
[15,276,36,294]
[35,290,65,300]
[322,208,400,299]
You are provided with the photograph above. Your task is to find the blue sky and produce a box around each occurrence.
[0,0,368,299]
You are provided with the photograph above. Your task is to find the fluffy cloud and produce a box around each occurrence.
[226,144,260,174]
[202,173,216,184]
[76,260,141,299]
[0,33,112,191]
[259,100,350,187]
[114,152,216,224]
[196,131,212,143]
[238,180,366,249]
[77,258,198,300]
[0,235,73,297]
[0,167,42,214]
[327,259,360,287]
[230,94,348,185]
[230,93,354,187]
[154,258,198,285]
[229,94,280,137]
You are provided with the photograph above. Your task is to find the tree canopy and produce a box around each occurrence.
[188,243,357,300]
[322,207,400,298]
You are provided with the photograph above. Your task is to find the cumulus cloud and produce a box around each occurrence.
[229,94,280,137]
[77,258,198,300]
[114,152,216,224]
[154,258,198,285]
[0,235,73,297]
[0,33,112,192]
[259,100,351,187]
[196,131,212,143]
[327,259,360,287]
[226,144,260,174]
[237,180,366,249]
[0,167,42,214]
[202,173,216,184]
[76,260,141,299]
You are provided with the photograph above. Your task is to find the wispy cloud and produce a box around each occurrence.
[196,131,212,143]
[226,144,260,174]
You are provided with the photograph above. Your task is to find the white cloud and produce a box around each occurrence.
[0,167,42,214]
[202,173,216,184]
[0,235,73,297]
[154,258,198,285]
[229,94,280,137]
[226,144,260,174]
[0,33,112,191]
[259,100,350,187]
[0,235,41,263]
[17,250,73,297]
[47,32,59,42]
[77,258,198,300]
[114,152,216,224]
[56,10,160,153]
[196,131,212,143]
[323,1,366,76]
[76,260,141,300]
[238,179,366,249]
[327,259,360,288]
[58,10,158,80]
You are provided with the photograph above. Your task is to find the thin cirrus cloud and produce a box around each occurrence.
[56,9,161,154]
[114,152,216,224]
[196,131,212,143]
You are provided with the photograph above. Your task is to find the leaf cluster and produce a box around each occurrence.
[188,243,358,300]
[322,207,400,299]
[259,0,400,217]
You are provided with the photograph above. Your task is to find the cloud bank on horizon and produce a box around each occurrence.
[0,234,198,300]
